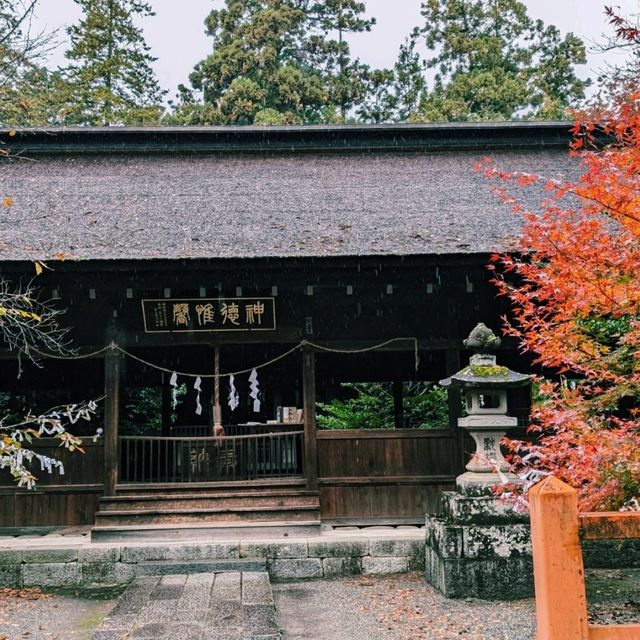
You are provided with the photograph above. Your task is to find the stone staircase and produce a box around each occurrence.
[92,480,321,541]
[92,571,281,640]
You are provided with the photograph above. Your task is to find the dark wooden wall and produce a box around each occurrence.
[317,429,461,522]
[0,438,103,528]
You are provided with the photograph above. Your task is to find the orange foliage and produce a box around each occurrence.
[484,17,640,510]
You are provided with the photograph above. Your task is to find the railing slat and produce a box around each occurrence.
[117,431,304,484]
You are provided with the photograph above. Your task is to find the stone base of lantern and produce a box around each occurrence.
[424,473,533,600]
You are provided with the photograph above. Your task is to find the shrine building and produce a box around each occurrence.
[0,122,577,537]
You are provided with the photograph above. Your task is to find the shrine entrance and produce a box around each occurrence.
[113,340,313,487]
[91,338,320,536]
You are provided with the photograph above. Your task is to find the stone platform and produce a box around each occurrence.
[0,526,426,589]
[92,572,280,640]
[424,476,533,600]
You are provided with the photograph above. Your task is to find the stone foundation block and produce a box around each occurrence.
[121,543,238,564]
[23,562,81,587]
[425,546,533,600]
[322,556,363,577]
[583,539,640,569]
[0,550,22,565]
[240,541,307,560]
[23,548,78,564]
[268,558,323,580]
[368,537,421,558]
[307,540,367,558]
[424,517,463,559]
[0,564,22,587]
[440,491,529,525]
[79,546,120,564]
[362,556,408,575]
[81,562,136,585]
[463,523,531,559]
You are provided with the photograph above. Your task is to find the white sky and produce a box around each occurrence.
[31,0,639,100]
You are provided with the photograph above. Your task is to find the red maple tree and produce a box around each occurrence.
[482,9,640,511]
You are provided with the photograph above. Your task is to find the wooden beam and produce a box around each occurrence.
[445,349,465,473]
[316,428,454,440]
[103,350,121,497]
[161,372,171,437]
[302,349,318,491]
[580,512,640,541]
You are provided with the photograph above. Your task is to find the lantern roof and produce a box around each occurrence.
[440,323,532,389]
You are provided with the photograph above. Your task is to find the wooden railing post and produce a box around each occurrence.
[302,348,318,490]
[104,348,121,497]
[529,476,589,640]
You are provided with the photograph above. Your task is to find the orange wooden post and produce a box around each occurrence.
[529,476,590,640]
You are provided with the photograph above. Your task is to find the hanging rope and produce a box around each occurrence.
[31,345,113,360]
[27,337,420,378]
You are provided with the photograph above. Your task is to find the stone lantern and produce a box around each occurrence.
[424,323,536,600]
[440,323,531,491]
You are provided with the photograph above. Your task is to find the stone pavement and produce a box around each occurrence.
[92,571,281,640]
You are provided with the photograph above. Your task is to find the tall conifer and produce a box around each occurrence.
[63,0,165,125]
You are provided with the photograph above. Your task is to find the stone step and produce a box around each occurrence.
[92,571,282,640]
[131,559,268,576]
[91,520,321,542]
[94,504,320,526]
[100,490,320,511]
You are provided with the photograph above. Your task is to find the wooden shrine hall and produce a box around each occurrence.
[0,122,577,538]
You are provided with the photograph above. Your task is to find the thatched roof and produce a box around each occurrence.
[0,123,579,262]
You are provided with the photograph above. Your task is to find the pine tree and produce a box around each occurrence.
[175,0,378,125]
[413,0,589,121]
[63,0,165,125]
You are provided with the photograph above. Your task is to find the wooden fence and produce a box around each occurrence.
[317,428,460,523]
[530,476,640,640]
[0,438,104,528]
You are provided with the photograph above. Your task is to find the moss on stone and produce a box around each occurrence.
[465,364,510,378]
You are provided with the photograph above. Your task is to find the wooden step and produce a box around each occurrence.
[91,520,321,542]
[94,504,320,526]
[99,490,319,511]
[114,477,306,496]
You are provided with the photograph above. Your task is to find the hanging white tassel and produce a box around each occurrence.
[194,376,203,416]
[228,374,239,411]
[170,371,178,410]
[248,368,261,413]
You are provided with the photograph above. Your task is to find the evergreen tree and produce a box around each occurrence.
[357,37,425,123]
[306,1,375,120]
[411,0,589,121]
[175,0,378,125]
[63,0,165,125]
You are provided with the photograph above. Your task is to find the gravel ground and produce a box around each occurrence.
[0,569,637,640]
[0,588,117,640]
[274,573,537,640]
[274,569,640,640]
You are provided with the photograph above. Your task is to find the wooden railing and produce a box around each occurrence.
[530,476,640,640]
[118,431,304,484]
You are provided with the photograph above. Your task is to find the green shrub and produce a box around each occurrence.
[316,382,448,430]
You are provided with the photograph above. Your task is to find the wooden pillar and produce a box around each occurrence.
[161,372,171,436]
[529,476,589,640]
[393,380,404,429]
[104,349,121,497]
[445,349,465,472]
[302,348,318,490]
